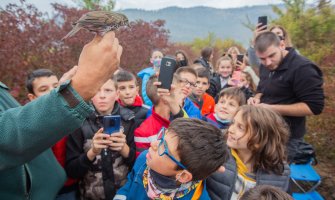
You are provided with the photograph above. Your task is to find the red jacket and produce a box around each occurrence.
[192,93,215,116]
[134,107,170,157]
[118,95,144,107]
[52,137,77,187]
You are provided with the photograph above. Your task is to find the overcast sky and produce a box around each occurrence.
[0,0,303,12]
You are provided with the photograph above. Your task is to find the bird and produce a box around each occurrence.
[62,11,129,40]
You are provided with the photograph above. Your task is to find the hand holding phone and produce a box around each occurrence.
[103,115,121,135]
[158,56,178,90]
[258,16,268,31]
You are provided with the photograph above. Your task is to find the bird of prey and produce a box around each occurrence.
[62,11,129,40]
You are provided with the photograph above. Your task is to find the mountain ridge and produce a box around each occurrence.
[121,5,284,47]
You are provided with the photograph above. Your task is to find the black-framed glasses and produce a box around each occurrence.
[156,128,187,170]
[177,77,197,88]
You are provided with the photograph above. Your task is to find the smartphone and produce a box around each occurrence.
[237,54,244,63]
[258,16,268,30]
[103,115,121,135]
[158,56,178,90]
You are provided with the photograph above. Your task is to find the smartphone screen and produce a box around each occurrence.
[158,56,177,90]
[103,115,121,135]
[258,16,268,30]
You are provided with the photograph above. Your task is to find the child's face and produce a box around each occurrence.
[175,72,197,99]
[147,129,182,177]
[28,75,59,100]
[117,80,138,106]
[215,95,239,121]
[193,77,209,97]
[92,79,118,115]
[176,53,185,61]
[150,51,163,64]
[239,73,249,87]
[226,110,250,151]
[217,60,233,78]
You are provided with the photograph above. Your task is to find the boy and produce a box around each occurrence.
[26,68,59,100]
[189,68,215,116]
[134,75,185,157]
[115,70,149,125]
[174,67,202,119]
[66,77,136,200]
[206,87,246,130]
[114,118,229,200]
[137,49,164,106]
[26,69,78,200]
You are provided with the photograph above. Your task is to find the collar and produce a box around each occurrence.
[272,48,296,72]
[118,95,143,107]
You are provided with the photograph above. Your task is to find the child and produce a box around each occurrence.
[238,71,256,100]
[26,68,59,100]
[206,87,246,130]
[137,49,164,106]
[207,105,290,200]
[134,75,185,157]
[207,56,234,99]
[115,70,149,125]
[189,67,215,116]
[66,78,136,200]
[240,185,293,200]
[174,67,202,119]
[26,69,78,200]
[115,118,230,200]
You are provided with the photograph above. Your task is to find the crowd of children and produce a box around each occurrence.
[21,28,320,200]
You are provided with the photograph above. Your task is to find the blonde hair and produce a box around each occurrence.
[241,71,256,92]
[227,46,240,55]
[215,56,235,73]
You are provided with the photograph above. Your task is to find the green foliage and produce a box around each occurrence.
[272,0,335,63]
[72,0,115,11]
[188,32,244,55]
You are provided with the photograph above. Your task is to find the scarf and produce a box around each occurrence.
[143,167,200,200]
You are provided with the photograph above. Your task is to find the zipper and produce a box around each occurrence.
[23,164,32,200]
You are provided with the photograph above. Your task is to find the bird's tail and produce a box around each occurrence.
[62,26,81,40]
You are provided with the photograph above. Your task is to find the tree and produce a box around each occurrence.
[272,0,335,63]
[0,1,170,103]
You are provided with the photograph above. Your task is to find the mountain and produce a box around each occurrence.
[122,5,284,47]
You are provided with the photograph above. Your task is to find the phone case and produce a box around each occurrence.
[103,115,121,135]
[258,16,268,30]
[237,54,244,63]
[158,56,178,90]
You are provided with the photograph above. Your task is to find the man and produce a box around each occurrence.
[0,32,122,199]
[248,32,324,161]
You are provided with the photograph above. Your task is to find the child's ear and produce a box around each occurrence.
[136,85,139,94]
[27,93,37,101]
[176,170,193,184]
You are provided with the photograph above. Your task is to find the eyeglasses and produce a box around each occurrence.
[178,78,197,88]
[156,128,187,170]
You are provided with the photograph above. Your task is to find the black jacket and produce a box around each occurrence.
[207,74,231,101]
[257,48,324,139]
[65,102,136,199]
[206,152,290,200]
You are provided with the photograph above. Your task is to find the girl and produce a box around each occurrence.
[207,105,290,200]
[207,56,234,99]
